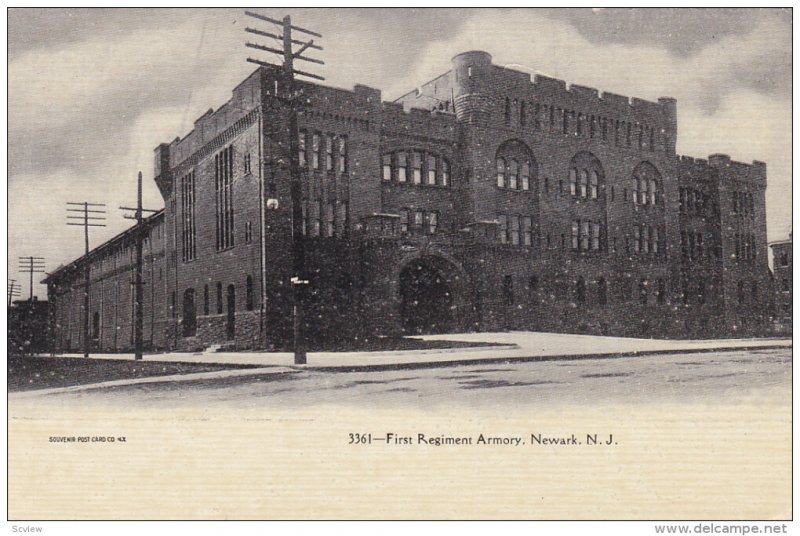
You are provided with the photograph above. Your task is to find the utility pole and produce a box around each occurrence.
[121,171,159,361]
[245,11,324,365]
[18,257,45,302]
[8,279,21,307]
[67,201,106,358]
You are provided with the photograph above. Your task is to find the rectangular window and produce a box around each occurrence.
[338,136,347,174]
[412,152,422,184]
[326,135,334,171]
[382,154,392,181]
[312,133,321,170]
[522,217,532,246]
[413,210,424,234]
[309,200,320,237]
[634,227,641,253]
[569,169,577,196]
[441,159,450,186]
[510,215,520,245]
[581,221,590,251]
[591,223,601,251]
[337,201,348,237]
[397,152,407,183]
[499,215,508,244]
[216,282,223,314]
[181,171,196,262]
[215,146,234,251]
[298,131,307,168]
[590,171,598,199]
[427,154,437,185]
[301,201,308,236]
[245,221,252,244]
[427,211,438,234]
[400,209,409,233]
[571,221,579,250]
[325,202,335,237]
[244,153,251,175]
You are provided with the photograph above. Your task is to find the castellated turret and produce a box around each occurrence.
[451,50,494,126]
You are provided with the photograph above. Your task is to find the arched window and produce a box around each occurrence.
[597,278,607,305]
[632,162,662,206]
[496,158,506,188]
[508,160,519,190]
[246,275,254,311]
[568,152,604,201]
[576,276,586,304]
[521,161,530,191]
[496,140,537,191]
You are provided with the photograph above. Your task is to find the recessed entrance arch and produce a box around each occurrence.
[398,255,466,335]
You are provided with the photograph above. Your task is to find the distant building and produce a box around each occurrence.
[770,236,792,333]
[8,297,50,355]
[44,50,774,352]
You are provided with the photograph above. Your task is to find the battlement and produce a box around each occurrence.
[679,153,767,186]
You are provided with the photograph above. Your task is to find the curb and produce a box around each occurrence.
[296,344,792,373]
[9,366,298,399]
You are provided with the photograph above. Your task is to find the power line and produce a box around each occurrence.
[244,11,324,365]
[66,201,106,358]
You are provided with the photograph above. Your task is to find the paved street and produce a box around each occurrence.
[27,346,790,409]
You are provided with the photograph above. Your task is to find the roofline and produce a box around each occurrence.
[43,209,165,284]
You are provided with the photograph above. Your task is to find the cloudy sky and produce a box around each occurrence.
[8,8,792,299]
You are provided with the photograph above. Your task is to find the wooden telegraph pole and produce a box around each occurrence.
[67,202,106,357]
[121,171,159,361]
[244,11,324,365]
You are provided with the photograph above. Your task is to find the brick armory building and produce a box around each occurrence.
[44,50,774,352]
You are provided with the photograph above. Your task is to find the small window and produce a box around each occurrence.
[639,279,648,305]
[216,282,223,314]
[441,159,450,186]
[382,154,392,182]
[326,135,335,171]
[427,154,437,185]
[509,215,520,245]
[569,169,577,196]
[244,152,251,175]
[508,160,519,190]
[412,152,422,184]
[522,217,532,246]
[497,158,506,188]
[338,136,347,174]
[400,209,409,233]
[312,133,320,170]
[298,131,307,168]
[397,152,407,183]
[203,284,209,316]
[498,215,508,244]
[427,212,438,234]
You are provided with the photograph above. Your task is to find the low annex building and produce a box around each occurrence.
[44,50,774,352]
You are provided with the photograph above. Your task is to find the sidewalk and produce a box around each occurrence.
[45,331,791,370]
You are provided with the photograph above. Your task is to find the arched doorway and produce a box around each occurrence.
[399,258,455,334]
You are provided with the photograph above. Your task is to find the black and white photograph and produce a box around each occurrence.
[6,6,793,527]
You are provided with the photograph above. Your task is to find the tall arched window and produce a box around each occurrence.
[590,171,599,199]
[496,158,506,188]
[579,169,589,198]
